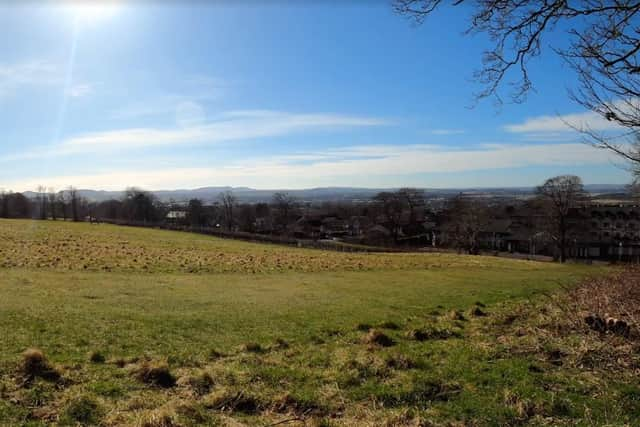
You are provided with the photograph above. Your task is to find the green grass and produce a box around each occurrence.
[0,219,627,426]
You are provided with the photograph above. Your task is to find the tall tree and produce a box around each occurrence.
[272,192,298,231]
[0,190,8,218]
[219,191,237,231]
[68,186,80,222]
[57,192,68,221]
[36,185,47,220]
[398,187,425,229]
[122,188,159,223]
[395,1,640,169]
[47,188,57,220]
[441,195,488,255]
[187,198,205,227]
[536,175,588,263]
[374,191,405,243]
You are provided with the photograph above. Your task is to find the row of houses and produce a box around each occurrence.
[475,204,640,261]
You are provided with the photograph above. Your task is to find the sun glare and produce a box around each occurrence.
[66,2,120,22]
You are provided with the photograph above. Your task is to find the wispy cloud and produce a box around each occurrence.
[0,61,61,98]
[0,110,391,164]
[240,143,615,177]
[504,110,622,134]
[4,142,617,191]
[60,110,391,151]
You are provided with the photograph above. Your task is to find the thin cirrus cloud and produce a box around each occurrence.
[503,109,623,134]
[59,110,392,152]
[5,142,618,191]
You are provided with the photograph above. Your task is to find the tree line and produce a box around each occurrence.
[0,174,602,263]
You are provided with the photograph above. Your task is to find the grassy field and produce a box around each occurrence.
[1,219,633,426]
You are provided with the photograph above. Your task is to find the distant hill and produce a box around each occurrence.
[21,184,630,203]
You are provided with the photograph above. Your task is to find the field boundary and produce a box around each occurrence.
[97,218,411,253]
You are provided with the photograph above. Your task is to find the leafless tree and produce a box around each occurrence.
[36,185,47,220]
[57,192,68,221]
[219,190,237,231]
[395,1,640,168]
[187,198,205,227]
[536,175,588,263]
[374,191,405,242]
[398,187,425,227]
[68,186,80,222]
[238,204,257,233]
[47,188,57,220]
[272,192,298,231]
[441,195,488,254]
[0,190,8,218]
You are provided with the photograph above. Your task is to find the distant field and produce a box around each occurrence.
[0,219,523,274]
[1,219,628,426]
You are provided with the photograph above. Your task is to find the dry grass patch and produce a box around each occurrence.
[176,371,214,396]
[133,361,176,388]
[59,394,104,426]
[19,348,60,383]
[204,387,262,414]
[135,407,181,427]
[406,327,460,342]
[242,342,265,353]
[362,329,395,347]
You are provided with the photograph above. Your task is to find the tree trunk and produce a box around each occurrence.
[559,217,566,263]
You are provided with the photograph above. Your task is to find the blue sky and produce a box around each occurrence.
[0,1,632,191]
